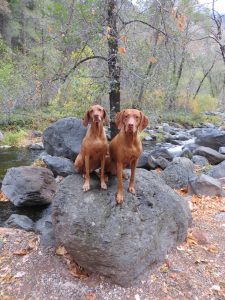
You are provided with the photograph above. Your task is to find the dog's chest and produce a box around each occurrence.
[91,138,107,151]
[122,145,141,164]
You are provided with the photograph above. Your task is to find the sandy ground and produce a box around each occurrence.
[0,192,225,300]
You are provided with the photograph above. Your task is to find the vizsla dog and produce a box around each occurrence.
[74,105,108,192]
[109,109,148,203]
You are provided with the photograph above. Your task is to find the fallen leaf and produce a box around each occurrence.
[0,273,15,284]
[13,249,29,256]
[56,246,67,256]
[148,56,157,63]
[207,244,219,254]
[159,264,169,273]
[69,262,88,279]
[186,232,198,246]
[118,47,126,54]
[155,167,162,173]
[28,237,39,251]
[86,292,96,300]
[169,273,177,280]
[0,192,9,202]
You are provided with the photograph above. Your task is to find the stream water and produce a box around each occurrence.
[0,147,45,226]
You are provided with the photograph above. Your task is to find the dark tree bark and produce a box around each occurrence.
[193,60,216,100]
[107,0,120,138]
[135,31,159,109]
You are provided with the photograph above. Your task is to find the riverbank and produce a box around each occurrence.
[0,109,223,147]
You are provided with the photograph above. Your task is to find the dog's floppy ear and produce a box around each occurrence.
[139,112,149,131]
[103,109,109,125]
[115,110,125,130]
[83,110,90,127]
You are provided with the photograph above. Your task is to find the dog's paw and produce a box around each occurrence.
[116,193,124,204]
[128,186,136,194]
[122,172,129,180]
[101,181,107,190]
[82,182,90,192]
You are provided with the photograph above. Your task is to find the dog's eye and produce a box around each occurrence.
[90,109,93,113]
[135,116,139,119]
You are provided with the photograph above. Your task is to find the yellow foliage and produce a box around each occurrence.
[71,46,93,61]
[190,95,219,114]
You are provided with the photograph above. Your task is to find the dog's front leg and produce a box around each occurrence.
[128,159,138,194]
[116,162,124,203]
[83,155,90,192]
[100,155,107,190]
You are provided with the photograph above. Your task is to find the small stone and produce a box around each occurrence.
[14,271,26,278]
[211,285,220,291]
[144,135,153,141]
[29,142,44,150]
[214,212,225,221]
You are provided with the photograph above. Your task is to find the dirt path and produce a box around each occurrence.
[0,193,225,300]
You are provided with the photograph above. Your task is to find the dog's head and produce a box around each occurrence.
[83,105,108,127]
[115,109,148,133]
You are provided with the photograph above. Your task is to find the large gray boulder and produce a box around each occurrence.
[160,157,194,189]
[1,166,56,207]
[194,128,225,151]
[52,169,191,286]
[191,155,209,166]
[207,160,225,179]
[149,148,174,161]
[137,151,151,169]
[193,146,225,165]
[42,154,76,177]
[43,117,87,160]
[188,174,225,197]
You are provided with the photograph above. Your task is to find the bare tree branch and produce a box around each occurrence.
[53,55,108,82]
[120,19,167,36]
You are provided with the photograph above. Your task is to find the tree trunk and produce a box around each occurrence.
[193,60,215,100]
[135,31,159,109]
[107,0,120,139]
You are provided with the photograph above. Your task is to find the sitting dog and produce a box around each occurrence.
[74,105,108,191]
[109,109,148,203]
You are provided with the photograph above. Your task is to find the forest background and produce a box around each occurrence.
[1,0,225,139]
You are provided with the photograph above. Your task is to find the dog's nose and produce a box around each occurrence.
[94,114,101,122]
[128,124,134,128]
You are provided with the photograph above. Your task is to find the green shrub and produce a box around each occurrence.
[190,95,219,114]
[162,110,221,128]
[2,130,27,146]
